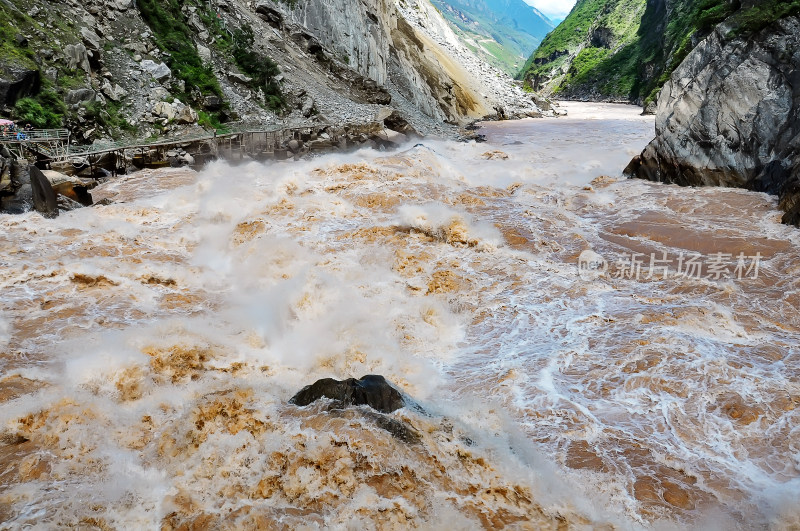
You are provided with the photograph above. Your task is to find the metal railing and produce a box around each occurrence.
[0,128,70,143]
[0,120,380,162]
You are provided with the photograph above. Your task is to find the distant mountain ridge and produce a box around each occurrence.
[429,0,554,74]
[518,0,800,107]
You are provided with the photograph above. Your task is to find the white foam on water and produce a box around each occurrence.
[2,103,799,528]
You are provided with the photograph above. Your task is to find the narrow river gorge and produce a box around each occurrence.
[1,103,798,529]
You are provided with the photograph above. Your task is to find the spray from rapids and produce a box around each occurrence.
[1,104,799,529]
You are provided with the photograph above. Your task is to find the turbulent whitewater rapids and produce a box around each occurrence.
[1,103,799,529]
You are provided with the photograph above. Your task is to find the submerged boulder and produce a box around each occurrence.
[290,374,406,413]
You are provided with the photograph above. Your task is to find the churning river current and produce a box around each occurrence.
[1,103,798,529]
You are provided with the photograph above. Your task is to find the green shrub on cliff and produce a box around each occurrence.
[517,0,645,95]
[231,26,284,111]
[0,3,37,70]
[12,90,66,128]
[521,0,800,104]
[136,0,224,102]
[727,0,800,35]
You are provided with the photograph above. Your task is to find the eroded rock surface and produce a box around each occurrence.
[626,17,800,226]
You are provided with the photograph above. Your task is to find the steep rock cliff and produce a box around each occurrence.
[625,16,800,225]
[0,0,538,146]
[283,0,541,122]
[516,0,648,100]
[519,0,800,106]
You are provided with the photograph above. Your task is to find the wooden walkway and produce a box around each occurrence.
[0,122,378,165]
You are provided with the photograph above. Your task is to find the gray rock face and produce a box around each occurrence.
[176,106,198,124]
[0,153,11,193]
[0,67,40,108]
[101,80,127,102]
[152,101,177,120]
[80,27,101,50]
[196,44,212,63]
[29,166,59,218]
[279,0,536,123]
[64,43,91,73]
[255,3,283,27]
[140,60,171,82]
[626,17,800,226]
[65,88,96,106]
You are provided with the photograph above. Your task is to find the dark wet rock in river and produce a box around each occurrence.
[291,375,420,443]
[382,110,419,137]
[290,374,406,413]
[29,167,59,218]
[0,154,33,214]
[41,170,96,206]
[625,17,800,226]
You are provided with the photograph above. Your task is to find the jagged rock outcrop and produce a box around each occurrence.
[521,0,800,107]
[625,16,800,226]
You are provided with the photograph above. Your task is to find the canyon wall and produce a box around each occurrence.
[625,16,800,225]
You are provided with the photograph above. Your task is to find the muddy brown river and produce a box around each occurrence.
[1,103,798,529]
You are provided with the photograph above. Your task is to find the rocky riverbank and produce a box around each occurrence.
[625,16,800,226]
[1,0,546,147]
[1,105,512,217]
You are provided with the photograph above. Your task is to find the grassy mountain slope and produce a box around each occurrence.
[430,0,554,74]
[518,0,800,105]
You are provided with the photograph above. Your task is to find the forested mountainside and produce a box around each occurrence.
[518,0,800,108]
[428,0,554,74]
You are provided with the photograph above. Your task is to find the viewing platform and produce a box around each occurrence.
[0,129,72,160]
[0,122,385,171]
